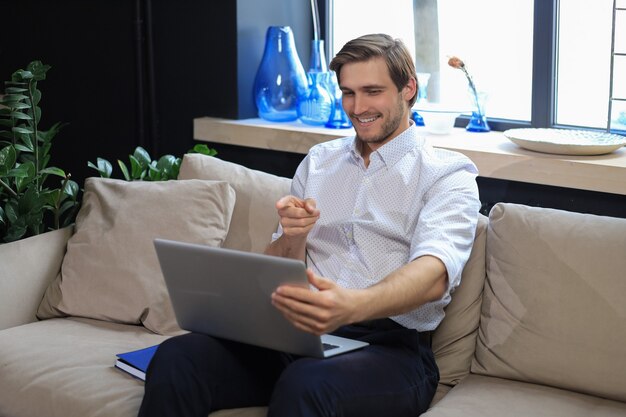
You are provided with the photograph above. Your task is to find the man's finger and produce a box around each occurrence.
[303,198,320,216]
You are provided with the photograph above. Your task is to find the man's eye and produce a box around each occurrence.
[342,91,354,96]
[368,90,382,95]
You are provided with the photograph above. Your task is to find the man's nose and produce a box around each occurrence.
[353,94,368,115]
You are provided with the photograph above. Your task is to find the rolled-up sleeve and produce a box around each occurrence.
[409,156,480,290]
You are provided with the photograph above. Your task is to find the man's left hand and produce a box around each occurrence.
[271,269,361,335]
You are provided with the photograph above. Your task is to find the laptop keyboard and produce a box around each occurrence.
[322,342,339,351]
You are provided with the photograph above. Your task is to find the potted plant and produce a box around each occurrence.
[0,61,79,243]
[87,143,217,181]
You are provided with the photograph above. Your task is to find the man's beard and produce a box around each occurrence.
[355,98,406,146]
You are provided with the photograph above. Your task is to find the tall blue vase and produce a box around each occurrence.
[253,26,308,122]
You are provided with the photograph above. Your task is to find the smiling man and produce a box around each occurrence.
[139,34,480,417]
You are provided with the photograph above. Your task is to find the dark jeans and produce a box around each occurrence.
[138,319,439,417]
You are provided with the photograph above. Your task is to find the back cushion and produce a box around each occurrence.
[37,178,236,335]
[433,214,487,386]
[472,203,626,402]
[178,154,292,253]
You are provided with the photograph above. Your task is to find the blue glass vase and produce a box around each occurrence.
[253,26,308,122]
[297,71,333,126]
[325,71,352,129]
[466,91,491,132]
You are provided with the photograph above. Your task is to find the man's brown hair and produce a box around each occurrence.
[329,34,418,107]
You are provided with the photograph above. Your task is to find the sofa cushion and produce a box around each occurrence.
[0,226,72,330]
[432,213,487,387]
[0,317,169,417]
[178,154,291,253]
[37,178,236,335]
[472,203,626,402]
[422,374,626,417]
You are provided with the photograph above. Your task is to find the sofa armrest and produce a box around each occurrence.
[0,226,72,330]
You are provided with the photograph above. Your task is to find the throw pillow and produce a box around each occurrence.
[37,178,236,335]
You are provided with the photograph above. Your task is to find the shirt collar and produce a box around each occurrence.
[349,122,423,168]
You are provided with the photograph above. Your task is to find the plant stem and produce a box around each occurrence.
[462,67,481,115]
[0,178,18,197]
[27,79,40,194]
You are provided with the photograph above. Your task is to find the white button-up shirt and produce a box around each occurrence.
[273,124,480,331]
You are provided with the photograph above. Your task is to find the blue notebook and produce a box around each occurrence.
[114,345,159,381]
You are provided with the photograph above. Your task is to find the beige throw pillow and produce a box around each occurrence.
[472,203,626,402]
[37,178,236,335]
[178,154,291,253]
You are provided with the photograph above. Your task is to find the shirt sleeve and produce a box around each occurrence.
[409,153,480,290]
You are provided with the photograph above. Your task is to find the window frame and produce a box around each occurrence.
[324,0,604,132]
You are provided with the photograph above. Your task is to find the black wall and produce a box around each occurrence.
[1,0,237,184]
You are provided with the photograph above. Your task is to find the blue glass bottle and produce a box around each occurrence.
[297,39,333,126]
[253,26,308,122]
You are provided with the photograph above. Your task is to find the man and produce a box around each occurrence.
[139,34,479,417]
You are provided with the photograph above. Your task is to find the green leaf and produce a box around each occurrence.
[3,93,29,103]
[32,106,41,125]
[8,102,31,110]
[87,158,112,178]
[190,143,218,156]
[28,61,51,81]
[129,155,143,179]
[63,179,79,198]
[59,199,78,217]
[31,89,42,107]
[4,87,28,94]
[10,111,32,121]
[40,167,66,177]
[6,167,31,178]
[14,144,33,152]
[12,69,34,82]
[42,189,61,207]
[0,145,17,175]
[12,126,33,135]
[118,160,130,181]
[133,147,151,168]
[5,201,18,222]
[156,154,176,172]
[4,224,27,243]
[14,162,36,192]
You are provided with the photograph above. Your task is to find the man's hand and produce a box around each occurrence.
[275,195,320,239]
[271,269,362,335]
[264,196,320,260]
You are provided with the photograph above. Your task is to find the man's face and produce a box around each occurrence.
[339,57,415,149]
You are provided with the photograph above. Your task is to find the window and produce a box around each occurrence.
[326,0,624,132]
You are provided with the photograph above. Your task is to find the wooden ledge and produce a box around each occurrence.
[194,117,626,195]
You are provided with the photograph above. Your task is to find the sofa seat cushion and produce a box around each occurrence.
[473,203,626,402]
[37,178,236,335]
[422,374,626,417]
[0,317,169,417]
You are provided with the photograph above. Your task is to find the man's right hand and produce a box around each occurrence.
[275,195,320,239]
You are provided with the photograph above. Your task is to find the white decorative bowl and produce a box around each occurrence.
[413,103,469,135]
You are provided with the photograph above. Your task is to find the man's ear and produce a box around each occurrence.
[403,77,417,102]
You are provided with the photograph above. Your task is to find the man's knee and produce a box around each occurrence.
[269,359,338,414]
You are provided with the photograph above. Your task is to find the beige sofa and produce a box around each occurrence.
[1,154,625,417]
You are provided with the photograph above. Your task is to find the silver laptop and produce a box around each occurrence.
[153,238,368,358]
